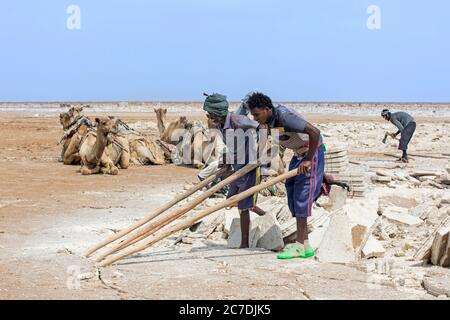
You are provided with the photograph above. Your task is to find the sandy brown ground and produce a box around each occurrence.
[0,106,448,299]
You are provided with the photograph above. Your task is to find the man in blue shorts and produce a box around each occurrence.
[246,92,324,259]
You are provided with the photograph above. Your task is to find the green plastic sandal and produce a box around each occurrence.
[304,247,315,258]
[277,244,306,260]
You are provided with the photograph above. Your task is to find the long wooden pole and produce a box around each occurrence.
[98,168,298,267]
[84,166,228,257]
[94,163,258,262]
[105,207,185,254]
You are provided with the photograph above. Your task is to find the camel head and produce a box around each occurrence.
[95,116,119,137]
[72,106,84,117]
[154,108,167,122]
[60,112,72,129]
[59,106,85,130]
[59,108,78,130]
[177,116,188,128]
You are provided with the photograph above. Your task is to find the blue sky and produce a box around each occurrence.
[0,0,449,102]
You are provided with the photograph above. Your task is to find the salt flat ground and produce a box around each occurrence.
[0,103,449,299]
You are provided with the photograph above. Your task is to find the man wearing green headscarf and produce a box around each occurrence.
[203,93,265,248]
[203,93,230,118]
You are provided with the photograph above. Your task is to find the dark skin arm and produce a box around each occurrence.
[387,130,400,138]
[298,122,321,175]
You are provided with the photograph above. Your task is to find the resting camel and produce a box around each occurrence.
[59,106,84,130]
[111,118,166,165]
[60,106,163,167]
[155,108,215,168]
[128,136,166,165]
[61,119,93,165]
[59,106,92,164]
[79,117,130,175]
[154,108,189,144]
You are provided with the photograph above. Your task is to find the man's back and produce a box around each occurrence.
[390,111,414,131]
[219,112,258,169]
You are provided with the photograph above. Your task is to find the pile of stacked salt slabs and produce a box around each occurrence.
[324,144,348,174]
[325,143,366,198]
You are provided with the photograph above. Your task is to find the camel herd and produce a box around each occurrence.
[58,105,220,175]
[59,107,131,175]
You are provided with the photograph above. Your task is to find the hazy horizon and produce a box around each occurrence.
[1,100,449,105]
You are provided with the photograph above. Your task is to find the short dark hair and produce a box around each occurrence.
[246,92,274,110]
[381,109,391,119]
